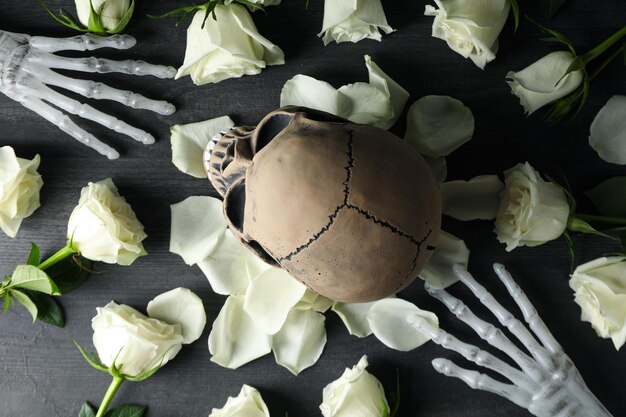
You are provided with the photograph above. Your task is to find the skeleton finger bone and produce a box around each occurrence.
[492,263,562,354]
[425,283,543,381]
[424,264,614,417]
[29,33,135,53]
[410,315,537,391]
[0,30,176,158]
[432,358,532,409]
[452,265,555,371]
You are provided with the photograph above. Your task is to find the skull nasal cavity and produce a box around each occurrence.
[254,113,294,153]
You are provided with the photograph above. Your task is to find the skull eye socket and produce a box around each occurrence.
[253,113,295,153]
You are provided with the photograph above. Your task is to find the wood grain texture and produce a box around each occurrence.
[0,1,625,416]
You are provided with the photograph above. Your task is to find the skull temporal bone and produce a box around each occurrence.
[206,107,441,302]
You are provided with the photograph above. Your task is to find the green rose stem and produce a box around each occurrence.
[36,243,77,271]
[95,376,125,417]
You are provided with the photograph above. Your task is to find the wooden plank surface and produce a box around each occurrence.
[1,1,625,416]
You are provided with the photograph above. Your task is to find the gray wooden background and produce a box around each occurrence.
[1,1,625,416]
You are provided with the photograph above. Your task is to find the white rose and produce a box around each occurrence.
[92,288,205,378]
[75,0,131,31]
[176,5,284,85]
[424,0,510,69]
[209,385,270,417]
[67,178,147,265]
[495,162,570,251]
[570,257,626,350]
[507,51,584,115]
[0,146,43,238]
[318,0,394,45]
[320,355,389,417]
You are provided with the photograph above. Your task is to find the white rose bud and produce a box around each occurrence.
[318,0,394,45]
[67,178,147,265]
[570,257,626,350]
[176,5,284,85]
[507,51,584,115]
[0,146,43,238]
[495,162,570,251]
[75,0,131,31]
[209,385,270,417]
[92,288,206,378]
[320,355,389,417]
[425,0,510,69]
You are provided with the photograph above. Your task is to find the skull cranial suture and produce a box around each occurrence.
[207,106,441,302]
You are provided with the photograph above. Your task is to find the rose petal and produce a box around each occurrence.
[440,175,504,220]
[170,196,227,265]
[209,295,272,369]
[295,289,333,313]
[171,116,235,178]
[331,298,394,338]
[197,230,272,296]
[280,74,347,117]
[209,384,270,417]
[589,96,626,165]
[367,298,438,351]
[271,309,327,375]
[405,95,474,157]
[419,231,469,289]
[338,82,394,126]
[506,51,583,115]
[364,55,409,129]
[243,268,307,335]
[146,287,207,344]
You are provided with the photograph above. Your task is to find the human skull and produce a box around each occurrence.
[205,107,441,302]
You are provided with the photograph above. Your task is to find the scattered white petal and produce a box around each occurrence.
[295,289,333,313]
[367,298,438,351]
[405,96,474,157]
[338,82,394,126]
[170,196,227,265]
[589,95,626,165]
[171,116,235,178]
[422,154,447,183]
[147,287,206,344]
[197,230,272,296]
[280,74,348,117]
[209,295,272,369]
[244,268,307,335]
[209,384,270,417]
[272,309,327,375]
[419,231,469,289]
[332,299,389,338]
[440,175,504,220]
[365,55,409,129]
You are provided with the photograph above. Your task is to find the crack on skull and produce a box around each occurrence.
[279,124,434,276]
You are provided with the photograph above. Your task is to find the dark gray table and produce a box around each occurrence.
[1,1,625,416]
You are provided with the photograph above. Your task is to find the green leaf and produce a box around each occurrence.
[567,218,616,241]
[88,0,108,35]
[12,290,38,323]
[27,243,40,266]
[540,0,568,19]
[509,0,520,32]
[74,339,108,373]
[45,256,92,295]
[3,292,11,313]
[79,402,97,417]
[8,265,60,295]
[24,291,65,327]
[104,404,147,417]
[109,0,135,34]
[585,177,626,217]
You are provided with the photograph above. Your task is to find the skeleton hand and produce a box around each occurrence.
[410,264,613,417]
[0,30,176,159]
